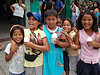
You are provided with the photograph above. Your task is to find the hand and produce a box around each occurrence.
[70,6,72,9]
[24,41,33,47]
[58,12,61,15]
[10,39,19,53]
[54,38,60,45]
[10,25,19,32]
[61,29,68,36]
[70,43,79,50]
[87,41,99,47]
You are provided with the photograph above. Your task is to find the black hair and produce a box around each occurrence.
[72,1,75,4]
[76,9,98,32]
[63,18,74,28]
[57,15,62,21]
[93,1,100,11]
[83,1,87,4]
[17,0,19,2]
[44,9,58,18]
[10,26,24,44]
[89,0,93,3]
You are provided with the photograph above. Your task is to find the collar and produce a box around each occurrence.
[46,25,59,33]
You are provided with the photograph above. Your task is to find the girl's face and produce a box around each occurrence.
[72,2,75,6]
[57,18,62,27]
[63,20,72,33]
[28,16,40,30]
[94,2,97,7]
[18,0,22,4]
[12,29,23,44]
[82,14,93,30]
[45,16,57,29]
[83,2,87,6]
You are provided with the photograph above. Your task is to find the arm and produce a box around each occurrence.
[70,31,81,50]
[58,7,63,14]
[10,5,14,13]
[87,41,100,48]
[19,3,27,10]
[56,38,70,47]
[24,37,49,51]
[58,1,63,14]
[5,40,19,62]
[70,5,76,13]
[73,6,76,13]
[10,25,27,31]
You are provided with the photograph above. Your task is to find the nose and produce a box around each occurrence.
[85,20,88,23]
[50,20,53,23]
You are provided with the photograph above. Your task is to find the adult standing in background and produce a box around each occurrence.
[81,1,88,11]
[54,0,63,15]
[10,0,27,26]
[88,0,94,11]
[93,1,100,27]
[41,0,53,23]
[70,1,77,27]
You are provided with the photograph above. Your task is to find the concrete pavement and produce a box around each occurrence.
[0,19,11,75]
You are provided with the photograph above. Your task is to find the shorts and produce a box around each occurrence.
[25,65,42,75]
[76,60,100,75]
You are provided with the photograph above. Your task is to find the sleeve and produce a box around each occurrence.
[12,3,16,8]
[41,31,46,39]
[22,4,25,7]
[4,43,11,54]
[60,1,63,7]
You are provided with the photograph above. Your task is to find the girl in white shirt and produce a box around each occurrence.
[5,26,25,75]
[10,0,27,26]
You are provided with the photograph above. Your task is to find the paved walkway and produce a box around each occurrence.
[0,19,11,75]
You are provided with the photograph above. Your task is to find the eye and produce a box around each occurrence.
[14,34,17,36]
[88,19,92,21]
[82,19,86,21]
[47,18,50,21]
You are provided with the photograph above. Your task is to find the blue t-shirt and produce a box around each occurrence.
[54,0,63,12]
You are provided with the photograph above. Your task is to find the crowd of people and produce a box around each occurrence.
[0,0,100,75]
[70,0,100,27]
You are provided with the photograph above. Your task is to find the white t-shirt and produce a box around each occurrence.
[72,5,76,16]
[76,6,80,17]
[5,43,25,74]
[12,3,25,18]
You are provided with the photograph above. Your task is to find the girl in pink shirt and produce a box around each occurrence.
[71,10,100,75]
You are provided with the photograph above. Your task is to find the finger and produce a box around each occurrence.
[56,38,59,41]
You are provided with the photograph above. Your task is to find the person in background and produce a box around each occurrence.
[88,0,94,11]
[56,15,63,27]
[70,1,76,27]
[54,0,63,15]
[81,1,88,11]
[10,0,27,26]
[93,1,100,27]
[41,0,53,24]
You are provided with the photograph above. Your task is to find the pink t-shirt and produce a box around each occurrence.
[79,28,100,64]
